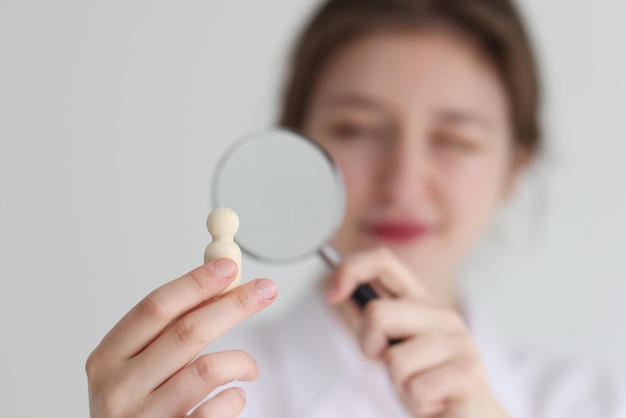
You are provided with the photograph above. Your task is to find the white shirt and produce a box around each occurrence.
[206,288,626,417]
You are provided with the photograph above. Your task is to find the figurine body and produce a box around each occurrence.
[204,207,242,293]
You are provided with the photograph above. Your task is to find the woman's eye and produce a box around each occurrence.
[432,132,480,154]
[329,123,378,140]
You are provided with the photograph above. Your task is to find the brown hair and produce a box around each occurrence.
[279,0,542,157]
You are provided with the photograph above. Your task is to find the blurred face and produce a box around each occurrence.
[304,30,520,291]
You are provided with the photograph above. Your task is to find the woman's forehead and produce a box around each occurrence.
[312,30,509,123]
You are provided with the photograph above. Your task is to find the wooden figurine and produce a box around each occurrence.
[204,207,242,293]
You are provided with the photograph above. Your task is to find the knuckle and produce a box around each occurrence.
[406,372,435,401]
[189,268,211,293]
[448,331,470,352]
[236,350,259,378]
[231,387,247,403]
[433,359,479,398]
[383,348,401,375]
[194,355,220,385]
[417,402,438,418]
[224,387,247,413]
[98,384,130,417]
[138,292,170,322]
[85,351,101,379]
[229,291,251,316]
[442,309,465,331]
[363,299,385,324]
[174,316,207,346]
[85,349,114,386]
[406,375,422,397]
[195,388,246,418]
[405,382,429,415]
[459,360,484,388]
[458,336,479,359]
[228,388,247,411]
[409,386,438,416]
[335,260,352,278]
[412,400,429,418]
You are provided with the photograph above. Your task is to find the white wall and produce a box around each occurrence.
[1,1,624,417]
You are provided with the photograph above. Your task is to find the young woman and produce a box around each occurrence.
[86,0,625,417]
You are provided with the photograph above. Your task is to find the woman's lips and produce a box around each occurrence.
[364,221,431,243]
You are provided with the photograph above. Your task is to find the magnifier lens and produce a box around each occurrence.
[213,129,344,262]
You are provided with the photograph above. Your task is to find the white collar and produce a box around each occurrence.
[263,286,531,418]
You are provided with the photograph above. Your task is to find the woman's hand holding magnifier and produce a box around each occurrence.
[86,259,277,418]
[326,248,510,418]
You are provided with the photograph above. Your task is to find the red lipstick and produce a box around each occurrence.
[364,221,430,243]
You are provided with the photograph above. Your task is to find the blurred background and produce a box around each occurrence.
[1,1,625,416]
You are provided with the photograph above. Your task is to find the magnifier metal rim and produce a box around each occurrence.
[211,127,346,264]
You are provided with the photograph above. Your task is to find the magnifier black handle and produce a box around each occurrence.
[351,284,378,309]
[319,246,401,345]
[351,284,402,345]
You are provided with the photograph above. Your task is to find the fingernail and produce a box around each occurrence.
[213,258,236,278]
[254,279,277,300]
[233,387,246,400]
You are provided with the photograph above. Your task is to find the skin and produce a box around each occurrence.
[306,29,519,300]
[86,259,277,417]
[87,29,529,418]
[304,30,528,417]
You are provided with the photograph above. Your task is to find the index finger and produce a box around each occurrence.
[327,248,431,303]
[94,259,239,361]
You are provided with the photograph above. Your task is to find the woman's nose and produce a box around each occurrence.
[378,135,429,206]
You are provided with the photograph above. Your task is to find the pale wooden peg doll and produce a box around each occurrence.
[204,207,242,294]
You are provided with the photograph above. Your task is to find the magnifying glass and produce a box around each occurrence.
[212,128,378,309]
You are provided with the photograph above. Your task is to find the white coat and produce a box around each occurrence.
[205,286,626,417]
